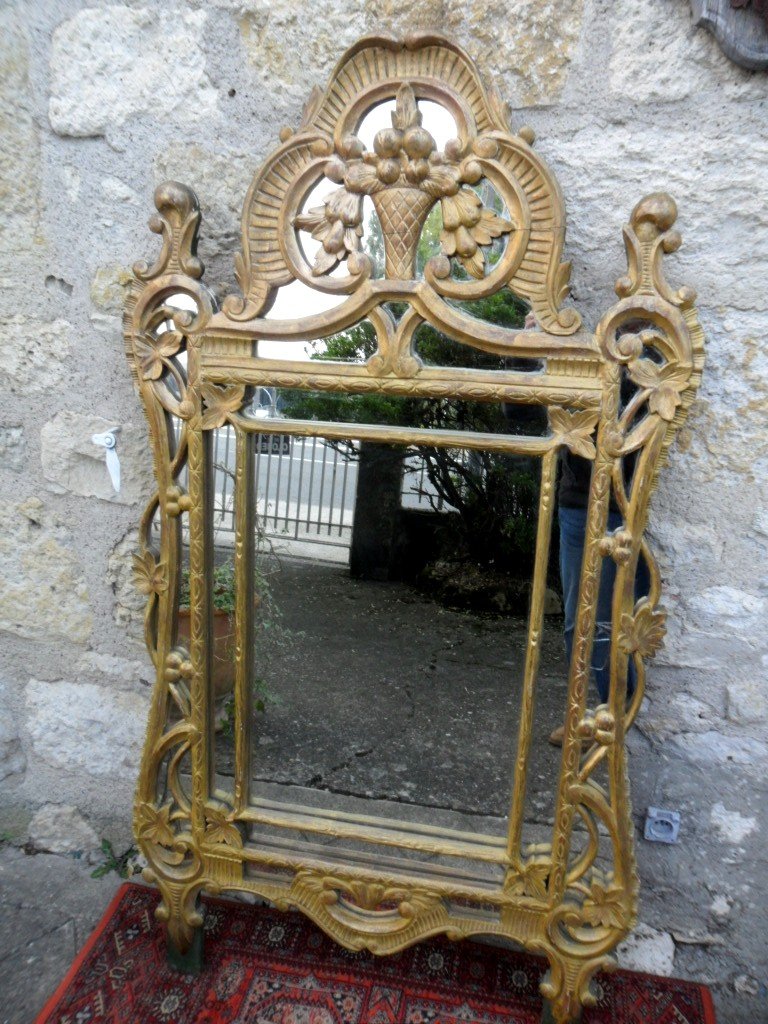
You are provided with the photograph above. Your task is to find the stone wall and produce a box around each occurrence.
[0,1,765,1019]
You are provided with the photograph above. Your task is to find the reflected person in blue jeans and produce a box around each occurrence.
[551,449,650,746]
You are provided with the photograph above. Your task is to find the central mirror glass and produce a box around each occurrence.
[198,387,572,878]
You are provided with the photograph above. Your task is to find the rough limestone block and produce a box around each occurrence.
[608,0,765,102]
[670,729,768,769]
[0,8,39,287]
[727,677,768,724]
[0,317,73,394]
[237,0,584,108]
[641,692,718,740]
[90,263,134,316]
[40,411,154,506]
[48,6,218,139]
[0,691,25,783]
[0,498,92,644]
[107,529,146,641]
[550,128,768,315]
[25,679,146,776]
[0,426,24,472]
[28,805,99,854]
[686,586,766,635]
[76,651,152,694]
[617,923,676,976]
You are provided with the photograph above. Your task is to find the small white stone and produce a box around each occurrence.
[710,802,757,844]
[734,975,760,996]
[709,894,732,924]
[28,804,99,854]
[100,176,138,204]
[617,924,675,976]
[0,425,24,471]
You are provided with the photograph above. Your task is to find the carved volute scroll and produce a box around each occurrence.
[123,33,705,1024]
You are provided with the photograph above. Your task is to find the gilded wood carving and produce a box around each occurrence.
[123,34,704,1023]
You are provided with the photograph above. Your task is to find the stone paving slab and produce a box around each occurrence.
[0,846,123,1024]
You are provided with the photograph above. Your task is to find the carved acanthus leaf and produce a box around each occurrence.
[628,359,689,422]
[618,603,667,658]
[509,857,551,899]
[204,806,243,848]
[578,874,625,930]
[549,407,599,459]
[200,384,245,429]
[136,802,176,848]
[134,329,183,381]
[132,550,167,596]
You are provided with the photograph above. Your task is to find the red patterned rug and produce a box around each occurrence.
[36,883,716,1024]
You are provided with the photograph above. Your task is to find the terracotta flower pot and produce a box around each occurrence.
[177,594,262,706]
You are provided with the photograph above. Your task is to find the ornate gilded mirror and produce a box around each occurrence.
[124,34,704,1023]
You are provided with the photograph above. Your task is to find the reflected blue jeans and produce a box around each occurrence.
[559,506,649,705]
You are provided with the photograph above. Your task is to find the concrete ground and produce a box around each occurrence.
[0,844,123,1024]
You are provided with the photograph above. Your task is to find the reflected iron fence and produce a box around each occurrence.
[174,424,452,555]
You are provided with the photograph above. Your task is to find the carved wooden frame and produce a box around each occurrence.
[123,34,704,1023]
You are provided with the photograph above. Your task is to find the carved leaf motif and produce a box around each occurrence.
[297,871,434,915]
[512,858,550,899]
[294,187,364,275]
[618,603,667,658]
[136,802,175,847]
[132,550,168,595]
[628,359,689,422]
[554,260,574,306]
[439,189,513,279]
[200,384,245,429]
[134,329,183,381]
[204,806,242,848]
[549,407,599,459]
[580,878,625,930]
[168,682,192,721]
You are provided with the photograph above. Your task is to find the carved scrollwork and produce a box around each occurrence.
[125,180,219,955]
[224,33,580,337]
[122,34,706,1022]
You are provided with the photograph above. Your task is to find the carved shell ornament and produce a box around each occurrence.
[294,83,513,280]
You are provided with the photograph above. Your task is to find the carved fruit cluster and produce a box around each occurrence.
[294,83,513,280]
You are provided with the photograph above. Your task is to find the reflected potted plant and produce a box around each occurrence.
[177,561,263,726]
